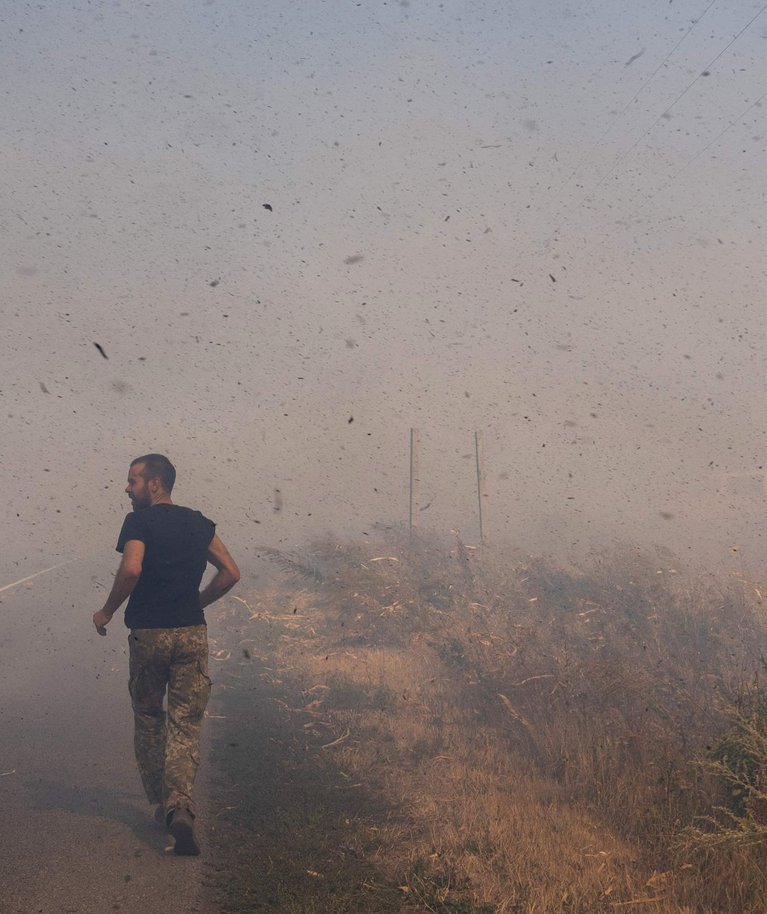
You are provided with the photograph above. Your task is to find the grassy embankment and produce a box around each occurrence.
[202,533,767,913]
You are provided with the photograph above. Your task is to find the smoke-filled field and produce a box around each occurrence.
[202,533,767,914]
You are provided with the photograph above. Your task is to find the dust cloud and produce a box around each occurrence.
[2,0,767,585]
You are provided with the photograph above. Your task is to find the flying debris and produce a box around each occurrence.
[93,342,109,359]
[624,49,645,67]
[263,203,273,211]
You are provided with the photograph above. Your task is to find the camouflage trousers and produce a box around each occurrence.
[128,625,211,817]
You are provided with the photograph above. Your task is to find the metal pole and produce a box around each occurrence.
[475,430,485,546]
[409,428,418,542]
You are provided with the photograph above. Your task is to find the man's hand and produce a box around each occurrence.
[92,541,144,638]
[200,535,240,609]
[93,609,113,636]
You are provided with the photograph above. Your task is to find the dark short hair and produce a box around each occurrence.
[131,453,176,492]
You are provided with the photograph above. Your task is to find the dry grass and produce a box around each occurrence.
[204,532,767,913]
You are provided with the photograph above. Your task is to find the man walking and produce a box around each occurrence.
[93,453,240,855]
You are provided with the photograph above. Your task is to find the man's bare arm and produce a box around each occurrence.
[200,535,240,609]
[93,540,145,636]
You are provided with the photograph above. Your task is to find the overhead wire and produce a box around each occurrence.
[563,0,718,189]
[585,1,767,199]
[634,86,767,220]
[669,88,767,180]
[540,3,767,258]
[545,0,725,248]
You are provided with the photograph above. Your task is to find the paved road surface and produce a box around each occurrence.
[0,557,217,914]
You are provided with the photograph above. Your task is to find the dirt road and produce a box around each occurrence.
[0,558,216,914]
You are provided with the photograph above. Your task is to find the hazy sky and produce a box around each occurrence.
[3,0,767,580]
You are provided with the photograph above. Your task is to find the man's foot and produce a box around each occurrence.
[168,807,200,856]
[154,804,166,826]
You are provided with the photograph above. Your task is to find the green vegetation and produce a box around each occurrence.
[204,533,767,913]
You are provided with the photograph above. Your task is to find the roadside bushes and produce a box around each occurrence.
[211,532,767,912]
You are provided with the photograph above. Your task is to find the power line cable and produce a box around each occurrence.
[540,4,766,255]
[672,87,767,177]
[564,0,718,188]
[636,86,767,217]
[586,1,767,198]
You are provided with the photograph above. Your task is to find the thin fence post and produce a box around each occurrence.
[409,428,419,542]
[475,430,485,546]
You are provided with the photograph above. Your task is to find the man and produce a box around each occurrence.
[93,453,240,855]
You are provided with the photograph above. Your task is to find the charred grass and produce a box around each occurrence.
[204,534,767,913]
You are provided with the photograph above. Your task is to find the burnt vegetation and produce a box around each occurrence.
[205,533,767,913]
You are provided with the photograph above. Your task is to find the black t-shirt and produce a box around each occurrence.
[116,504,216,629]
